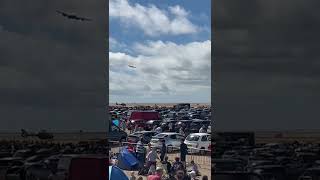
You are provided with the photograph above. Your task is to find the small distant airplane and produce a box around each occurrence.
[21,129,54,140]
[128,65,136,68]
[56,10,92,21]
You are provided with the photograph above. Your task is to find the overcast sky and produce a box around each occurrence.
[109,0,211,103]
[0,0,107,131]
[214,0,320,130]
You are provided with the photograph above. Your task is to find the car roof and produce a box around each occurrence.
[158,132,181,135]
[188,133,210,136]
[133,131,156,134]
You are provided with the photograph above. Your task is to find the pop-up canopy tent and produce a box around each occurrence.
[109,166,128,180]
[116,147,139,170]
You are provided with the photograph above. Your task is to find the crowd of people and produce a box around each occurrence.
[109,105,211,180]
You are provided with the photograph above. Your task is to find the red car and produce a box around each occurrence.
[127,111,161,130]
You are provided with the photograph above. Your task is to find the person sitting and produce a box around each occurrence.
[190,160,200,176]
[175,170,190,180]
[189,171,198,180]
[171,157,184,173]
[147,167,164,180]
[129,171,136,180]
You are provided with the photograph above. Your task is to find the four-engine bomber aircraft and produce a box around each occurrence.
[56,10,92,21]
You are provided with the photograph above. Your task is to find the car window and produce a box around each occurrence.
[170,135,177,139]
[186,135,199,141]
[201,136,208,141]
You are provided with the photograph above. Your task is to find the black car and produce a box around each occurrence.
[190,119,210,133]
[145,120,162,131]
[128,131,157,144]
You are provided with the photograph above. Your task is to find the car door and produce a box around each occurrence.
[200,135,209,149]
[168,135,178,148]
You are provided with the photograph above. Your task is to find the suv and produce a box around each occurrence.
[150,133,185,152]
[184,133,211,155]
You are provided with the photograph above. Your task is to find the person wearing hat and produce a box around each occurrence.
[147,166,163,180]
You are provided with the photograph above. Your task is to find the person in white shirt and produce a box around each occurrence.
[168,122,173,132]
[146,147,159,171]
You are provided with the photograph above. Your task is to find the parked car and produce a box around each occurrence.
[50,154,107,180]
[23,155,60,180]
[184,133,211,155]
[145,120,163,131]
[190,120,211,133]
[150,133,185,152]
[127,119,147,130]
[128,111,161,122]
[127,131,157,144]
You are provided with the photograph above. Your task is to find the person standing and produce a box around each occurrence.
[180,139,188,168]
[121,120,126,131]
[146,147,158,171]
[169,122,173,132]
[136,137,146,168]
[134,124,139,132]
[179,127,185,137]
[160,140,166,162]
[199,125,206,133]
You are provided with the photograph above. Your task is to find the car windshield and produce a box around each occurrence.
[186,135,200,141]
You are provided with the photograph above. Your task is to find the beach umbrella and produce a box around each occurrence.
[109,166,129,180]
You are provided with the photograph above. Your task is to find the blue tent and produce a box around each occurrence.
[112,119,120,127]
[109,166,128,180]
[117,147,139,170]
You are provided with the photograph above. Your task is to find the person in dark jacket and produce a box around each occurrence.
[160,140,166,162]
[180,139,188,168]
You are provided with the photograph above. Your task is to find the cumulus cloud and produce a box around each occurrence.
[109,0,199,36]
[109,40,211,103]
